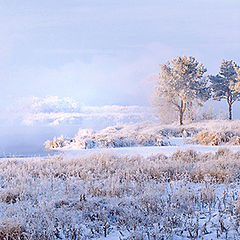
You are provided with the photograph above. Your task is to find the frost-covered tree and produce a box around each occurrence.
[209,60,240,120]
[151,94,178,124]
[185,100,203,121]
[152,94,201,124]
[155,56,209,125]
[230,65,240,93]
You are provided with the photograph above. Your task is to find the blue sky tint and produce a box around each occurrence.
[0,0,240,106]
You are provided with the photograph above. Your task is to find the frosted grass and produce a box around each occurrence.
[1,149,240,239]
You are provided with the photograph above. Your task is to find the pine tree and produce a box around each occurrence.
[209,60,240,120]
[155,56,210,125]
[230,65,240,93]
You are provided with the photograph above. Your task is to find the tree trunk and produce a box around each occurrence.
[179,110,183,125]
[228,103,232,120]
[227,88,233,120]
[179,100,186,125]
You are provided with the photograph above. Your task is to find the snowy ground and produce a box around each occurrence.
[1,149,240,239]
[61,143,240,159]
[45,120,240,151]
[2,120,240,239]
[59,137,240,158]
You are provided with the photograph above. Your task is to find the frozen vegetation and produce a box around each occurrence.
[1,149,240,239]
[45,120,240,150]
[5,61,240,239]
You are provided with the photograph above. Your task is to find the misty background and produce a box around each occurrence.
[0,0,240,156]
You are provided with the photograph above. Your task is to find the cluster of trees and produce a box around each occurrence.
[154,56,240,125]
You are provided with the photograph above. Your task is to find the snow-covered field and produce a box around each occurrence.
[2,120,240,239]
[61,141,240,158]
[1,148,240,239]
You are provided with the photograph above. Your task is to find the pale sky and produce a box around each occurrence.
[1,0,240,107]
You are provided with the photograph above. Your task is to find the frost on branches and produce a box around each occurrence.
[155,56,210,125]
[230,65,240,95]
[209,60,240,120]
[151,94,178,124]
[45,123,171,150]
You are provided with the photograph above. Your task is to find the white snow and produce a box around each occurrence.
[2,120,240,239]
[46,119,240,150]
[1,151,240,239]
[60,140,240,158]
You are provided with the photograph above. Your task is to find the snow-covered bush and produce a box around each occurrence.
[45,122,171,149]
[45,120,240,150]
[151,95,178,124]
[193,131,240,145]
[0,221,26,240]
[229,136,240,145]
[194,132,227,145]
[45,136,71,149]
[200,104,217,120]
[135,133,165,146]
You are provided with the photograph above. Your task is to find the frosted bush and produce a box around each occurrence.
[45,122,174,150]
[229,136,240,145]
[193,131,225,145]
[75,138,97,149]
[135,134,164,146]
[45,136,71,149]
[45,140,54,149]
[77,129,95,138]
[193,131,240,146]
[0,220,26,240]
[45,120,240,150]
